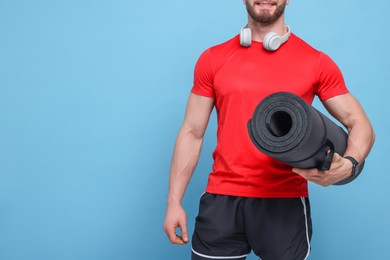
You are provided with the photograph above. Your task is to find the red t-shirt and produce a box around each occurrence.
[191,34,349,198]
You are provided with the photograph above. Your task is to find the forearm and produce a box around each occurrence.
[344,119,375,163]
[167,126,203,205]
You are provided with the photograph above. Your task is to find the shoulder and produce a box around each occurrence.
[289,33,321,56]
[288,34,340,69]
[209,35,240,53]
[194,35,240,75]
[199,35,241,62]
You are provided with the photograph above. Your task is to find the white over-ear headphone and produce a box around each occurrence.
[240,25,291,51]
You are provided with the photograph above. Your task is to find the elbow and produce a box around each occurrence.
[371,128,376,147]
[181,124,206,140]
[191,128,206,140]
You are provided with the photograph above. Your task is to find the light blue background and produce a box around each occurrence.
[0,1,389,259]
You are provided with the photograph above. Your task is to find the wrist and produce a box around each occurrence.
[167,196,182,206]
[344,156,359,176]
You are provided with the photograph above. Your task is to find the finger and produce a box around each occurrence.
[293,168,324,182]
[292,168,302,174]
[332,152,343,162]
[328,153,345,171]
[292,168,309,178]
[304,169,334,186]
[166,226,185,245]
[179,220,189,243]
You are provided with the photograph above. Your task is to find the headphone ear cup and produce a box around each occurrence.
[240,27,252,47]
[263,32,282,51]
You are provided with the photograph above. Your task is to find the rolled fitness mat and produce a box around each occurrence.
[247,92,364,185]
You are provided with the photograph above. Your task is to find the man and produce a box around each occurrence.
[163,0,375,259]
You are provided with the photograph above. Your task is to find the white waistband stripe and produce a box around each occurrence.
[300,197,311,260]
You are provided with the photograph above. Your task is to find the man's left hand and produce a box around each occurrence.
[292,153,353,186]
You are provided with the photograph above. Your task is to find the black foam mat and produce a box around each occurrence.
[247,92,364,185]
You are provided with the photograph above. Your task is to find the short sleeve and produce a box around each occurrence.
[315,52,349,101]
[191,49,215,98]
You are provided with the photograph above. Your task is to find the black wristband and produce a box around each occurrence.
[344,156,359,176]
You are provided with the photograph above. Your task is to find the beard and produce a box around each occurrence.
[246,1,287,24]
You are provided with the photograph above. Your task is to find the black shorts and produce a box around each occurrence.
[192,193,312,260]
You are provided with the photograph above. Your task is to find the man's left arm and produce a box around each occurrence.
[293,93,375,186]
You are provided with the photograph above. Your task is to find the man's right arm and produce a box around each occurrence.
[163,93,214,245]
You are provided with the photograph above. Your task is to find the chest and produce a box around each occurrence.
[213,49,318,105]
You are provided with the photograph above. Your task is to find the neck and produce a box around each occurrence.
[247,16,287,42]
